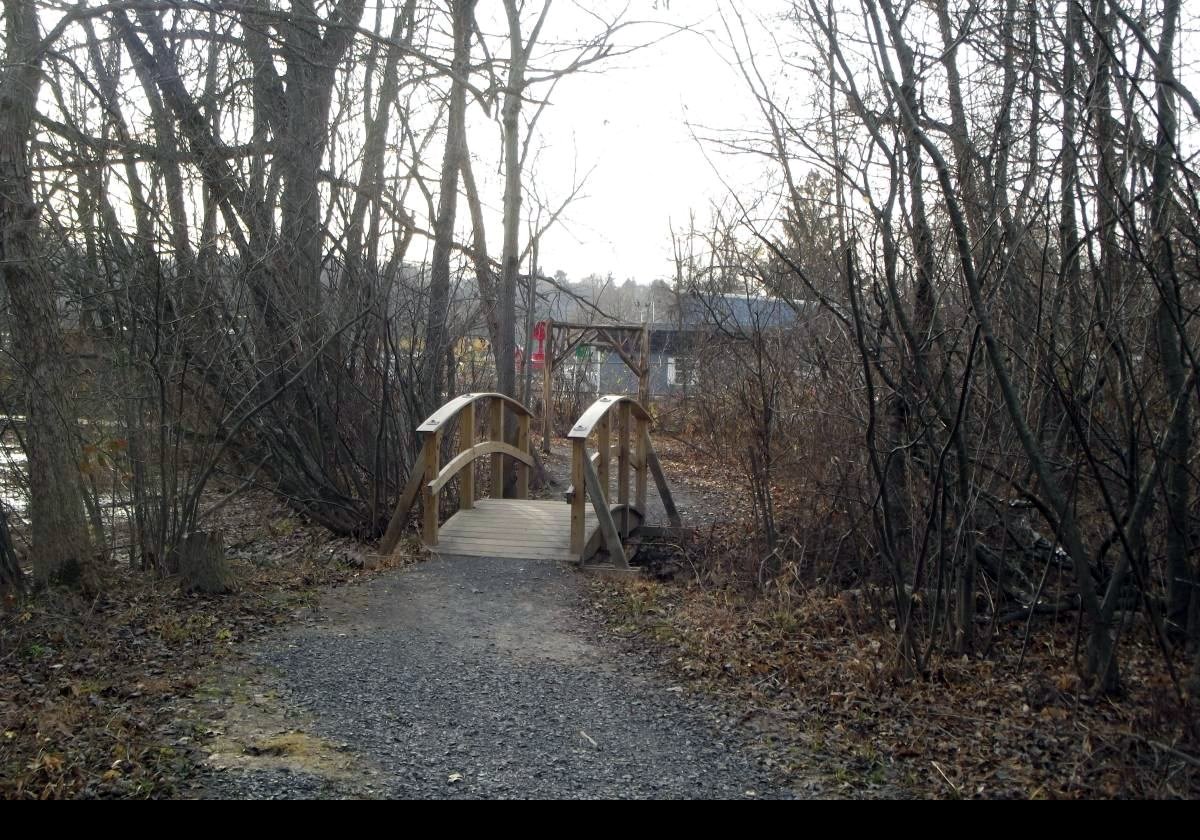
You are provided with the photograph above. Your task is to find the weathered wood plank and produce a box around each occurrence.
[563,452,599,503]
[490,399,505,499]
[378,459,425,556]
[435,542,571,552]
[617,401,631,538]
[429,441,534,495]
[421,430,441,546]
[417,392,531,433]
[458,401,475,509]
[431,544,578,561]
[595,327,642,374]
[430,497,604,561]
[597,412,610,504]
[646,446,682,527]
[567,394,651,440]
[582,456,628,568]
[516,414,530,499]
[570,439,586,556]
[635,417,648,515]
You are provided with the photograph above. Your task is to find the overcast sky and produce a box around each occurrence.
[458,0,795,284]
[457,0,1200,286]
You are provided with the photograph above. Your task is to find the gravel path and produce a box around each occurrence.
[199,555,792,799]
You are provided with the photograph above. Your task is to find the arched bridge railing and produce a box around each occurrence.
[416,392,534,547]
[567,395,680,567]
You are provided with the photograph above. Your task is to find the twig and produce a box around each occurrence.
[1130,734,1200,769]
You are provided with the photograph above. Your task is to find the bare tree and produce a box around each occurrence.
[692,0,1200,694]
[0,0,92,585]
[425,0,478,414]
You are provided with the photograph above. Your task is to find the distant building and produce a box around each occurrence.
[569,291,807,398]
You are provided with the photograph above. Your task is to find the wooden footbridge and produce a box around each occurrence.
[399,392,680,568]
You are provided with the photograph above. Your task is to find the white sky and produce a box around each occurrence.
[463,0,794,283]
[471,0,1200,286]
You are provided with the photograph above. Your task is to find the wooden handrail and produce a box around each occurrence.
[417,392,532,433]
[429,441,534,496]
[567,394,651,440]
[417,392,533,547]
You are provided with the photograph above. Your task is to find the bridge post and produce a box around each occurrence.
[490,398,505,499]
[597,412,610,504]
[516,413,530,499]
[635,414,649,516]
[459,401,475,510]
[617,401,631,537]
[570,438,586,557]
[421,429,441,546]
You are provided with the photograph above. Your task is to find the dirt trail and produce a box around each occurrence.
[196,554,792,799]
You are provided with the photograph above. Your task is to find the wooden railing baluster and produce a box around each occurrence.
[490,399,505,499]
[459,401,475,510]
[570,439,586,555]
[597,410,610,504]
[635,413,648,516]
[516,413,530,499]
[422,429,441,546]
[617,401,631,538]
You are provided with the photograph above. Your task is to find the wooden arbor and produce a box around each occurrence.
[540,320,650,453]
[566,395,680,568]
[415,392,533,547]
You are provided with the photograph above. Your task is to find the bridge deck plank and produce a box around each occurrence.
[430,499,599,562]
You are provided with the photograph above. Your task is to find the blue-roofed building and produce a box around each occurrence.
[562,291,808,398]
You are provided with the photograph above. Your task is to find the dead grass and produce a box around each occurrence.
[589,575,1199,798]
[0,490,414,799]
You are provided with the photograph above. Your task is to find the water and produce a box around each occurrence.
[0,428,135,547]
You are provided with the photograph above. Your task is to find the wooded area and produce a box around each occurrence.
[1,0,1198,798]
[677,0,1200,698]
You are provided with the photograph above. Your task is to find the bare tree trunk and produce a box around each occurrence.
[460,148,501,350]
[424,0,476,414]
[277,0,366,327]
[178,530,232,594]
[522,236,539,404]
[497,0,552,401]
[344,2,415,299]
[1147,0,1192,643]
[0,504,22,595]
[0,0,93,586]
[498,2,529,400]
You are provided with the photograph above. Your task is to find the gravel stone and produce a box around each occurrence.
[200,555,792,799]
